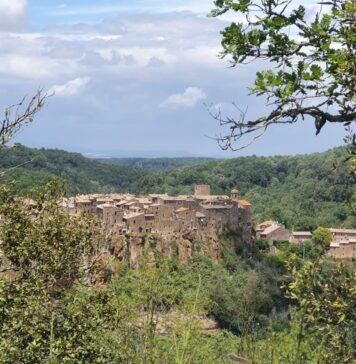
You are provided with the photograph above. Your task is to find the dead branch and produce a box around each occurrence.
[0,90,49,148]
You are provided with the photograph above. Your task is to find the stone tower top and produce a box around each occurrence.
[194,184,211,196]
[230,188,239,200]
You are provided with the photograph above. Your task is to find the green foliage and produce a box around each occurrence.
[210,0,355,149]
[287,260,356,363]
[0,144,146,194]
[97,157,217,171]
[0,180,100,289]
[312,227,333,253]
[0,180,111,363]
[273,241,320,262]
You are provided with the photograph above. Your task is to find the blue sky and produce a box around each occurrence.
[0,0,347,157]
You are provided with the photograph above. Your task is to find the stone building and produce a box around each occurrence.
[64,186,254,265]
[194,184,211,197]
[256,221,291,244]
[327,229,356,260]
[289,231,313,244]
[329,240,355,261]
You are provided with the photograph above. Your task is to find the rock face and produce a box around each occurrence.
[105,227,250,269]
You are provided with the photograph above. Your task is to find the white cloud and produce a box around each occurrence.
[0,0,27,30]
[49,77,91,97]
[160,87,207,108]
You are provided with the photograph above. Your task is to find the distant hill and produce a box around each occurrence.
[0,144,354,229]
[0,144,146,194]
[96,157,218,171]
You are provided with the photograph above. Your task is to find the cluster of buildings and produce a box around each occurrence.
[256,221,356,260]
[61,185,254,263]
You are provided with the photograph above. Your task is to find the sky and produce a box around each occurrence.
[0,0,347,157]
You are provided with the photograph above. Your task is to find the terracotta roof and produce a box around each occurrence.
[259,220,275,226]
[175,207,189,213]
[238,199,252,207]
[330,228,356,234]
[96,197,113,203]
[137,198,152,204]
[124,212,144,219]
[261,225,281,236]
[339,240,351,245]
[117,200,128,206]
[125,201,137,206]
[292,231,312,237]
[76,198,92,204]
[97,203,115,209]
[160,196,188,202]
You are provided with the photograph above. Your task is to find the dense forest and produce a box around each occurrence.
[0,144,354,229]
[96,157,217,171]
[0,144,145,194]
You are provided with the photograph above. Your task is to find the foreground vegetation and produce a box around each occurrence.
[1,145,355,229]
[0,181,354,363]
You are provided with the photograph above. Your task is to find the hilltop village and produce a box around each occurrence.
[60,184,356,264]
[62,185,254,265]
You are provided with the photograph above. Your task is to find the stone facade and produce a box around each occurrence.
[256,221,291,244]
[62,187,254,266]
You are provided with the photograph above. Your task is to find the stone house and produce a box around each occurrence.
[256,221,290,244]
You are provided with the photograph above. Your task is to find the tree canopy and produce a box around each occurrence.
[210,0,355,150]
[312,226,333,252]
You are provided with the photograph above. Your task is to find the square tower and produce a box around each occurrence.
[194,184,211,196]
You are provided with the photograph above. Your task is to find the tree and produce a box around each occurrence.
[312,226,333,252]
[210,0,355,151]
[1,91,47,148]
[0,180,109,363]
[0,180,103,290]
[287,260,356,363]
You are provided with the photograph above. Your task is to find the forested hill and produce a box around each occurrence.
[130,147,355,230]
[0,144,354,229]
[96,157,217,171]
[0,144,146,194]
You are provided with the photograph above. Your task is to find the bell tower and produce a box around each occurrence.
[230,188,239,200]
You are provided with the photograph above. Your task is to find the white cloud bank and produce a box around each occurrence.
[49,77,91,97]
[0,0,27,30]
[160,87,207,108]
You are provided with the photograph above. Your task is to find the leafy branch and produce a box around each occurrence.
[210,0,355,150]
